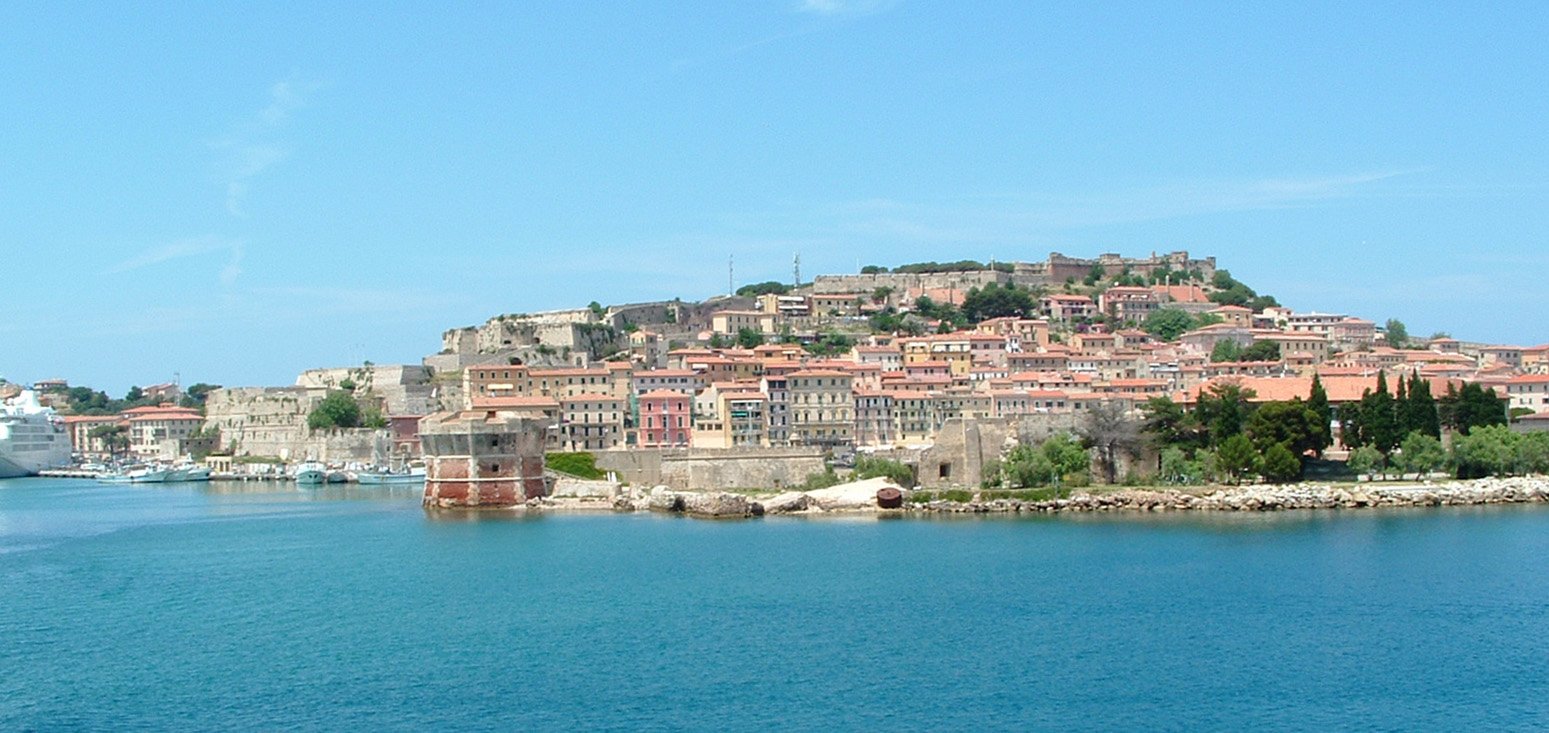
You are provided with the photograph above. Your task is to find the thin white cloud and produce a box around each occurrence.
[215,78,320,217]
[796,0,898,16]
[106,237,238,274]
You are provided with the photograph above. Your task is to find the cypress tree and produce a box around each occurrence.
[1366,372,1400,454]
[1408,373,1440,438]
[1308,374,1332,453]
[1400,375,1412,430]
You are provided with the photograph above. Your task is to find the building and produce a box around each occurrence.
[121,405,204,459]
[1504,375,1549,414]
[1042,294,1097,322]
[1099,286,1161,324]
[787,370,855,448]
[557,393,625,451]
[638,390,692,448]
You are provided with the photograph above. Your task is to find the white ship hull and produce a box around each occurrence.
[0,391,72,478]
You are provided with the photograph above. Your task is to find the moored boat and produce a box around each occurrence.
[293,461,327,485]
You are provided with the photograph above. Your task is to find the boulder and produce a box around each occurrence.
[683,492,752,518]
[761,491,812,514]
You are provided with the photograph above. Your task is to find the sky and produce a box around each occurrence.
[3,1,1547,394]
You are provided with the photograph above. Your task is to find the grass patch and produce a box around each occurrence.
[546,452,605,480]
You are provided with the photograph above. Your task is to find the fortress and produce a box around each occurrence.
[809,251,1216,294]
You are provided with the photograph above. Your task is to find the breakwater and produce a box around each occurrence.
[537,476,1549,518]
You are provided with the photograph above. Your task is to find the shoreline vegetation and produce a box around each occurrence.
[456,475,1549,519]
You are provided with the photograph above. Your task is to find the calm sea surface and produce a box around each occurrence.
[3,477,1549,731]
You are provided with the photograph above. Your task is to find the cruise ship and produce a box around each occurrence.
[0,390,72,478]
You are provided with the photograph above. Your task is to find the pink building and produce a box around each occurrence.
[638,389,692,448]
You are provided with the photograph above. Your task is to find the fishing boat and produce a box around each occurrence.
[293,461,327,485]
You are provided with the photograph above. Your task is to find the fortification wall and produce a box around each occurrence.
[595,447,826,490]
[809,271,1009,296]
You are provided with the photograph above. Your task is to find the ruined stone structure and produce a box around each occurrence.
[808,269,1009,296]
[203,386,391,461]
[420,412,550,508]
[807,252,1214,297]
[295,364,438,415]
[1011,251,1216,287]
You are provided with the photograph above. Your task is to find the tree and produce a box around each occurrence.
[1261,443,1301,483]
[854,456,915,488]
[1517,432,1549,475]
[1083,264,1106,286]
[125,386,145,403]
[89,423,129,456]
[1216,434,1260,484]
[735,281,791,297]
[1142,308,1198,341]
[1143,396,1205,452]
[1443,383,1507,434]
[734,327,764,349]
[1403,373,1440,438]
[1397,432,1446,478]
[1245,399,1325,463]
[961,283,1035,323]
[1002,432,1089,491]
[1452,425,1518,478]
[1307,374,1332,454]
[1384,319,1409,348]
[307,391,363,430]
[1079,402,1144,484]
[1239,341,1281,362]
[1348,446,1384,480]
[179,383,221,411]
[1195,383,1256,446]
[1158,447,1204,485]
[802,331,855,357]
[1362,372,1400,454]
[1210,340,1244,363]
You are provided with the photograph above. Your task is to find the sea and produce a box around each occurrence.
[3,477,1549,732]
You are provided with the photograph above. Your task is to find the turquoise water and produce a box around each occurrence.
[4,478,1549,731]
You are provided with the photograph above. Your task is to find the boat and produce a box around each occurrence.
[293,461,327,484]
[181,465,212,481]
[355,466,426,485]
[0,390,72,478]
[96,465,172,483]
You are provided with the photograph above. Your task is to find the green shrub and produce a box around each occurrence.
[942,489,974,503]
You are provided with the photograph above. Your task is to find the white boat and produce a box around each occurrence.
[293,461,327,484]
[97,465,172,483]
[356,467,426,485]
[0,390,72,478]
[182,465,212,481]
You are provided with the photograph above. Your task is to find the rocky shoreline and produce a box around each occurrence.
[504,476,1549,519]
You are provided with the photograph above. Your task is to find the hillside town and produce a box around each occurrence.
[12,250,1549,490]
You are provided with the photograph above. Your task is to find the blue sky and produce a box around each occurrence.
[3,1,1546,393]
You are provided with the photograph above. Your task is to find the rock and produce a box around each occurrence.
[761,491,812,514]
[806,477,901,510]
[682,492,751,518]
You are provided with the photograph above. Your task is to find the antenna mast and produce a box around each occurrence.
[793,254,801,287]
